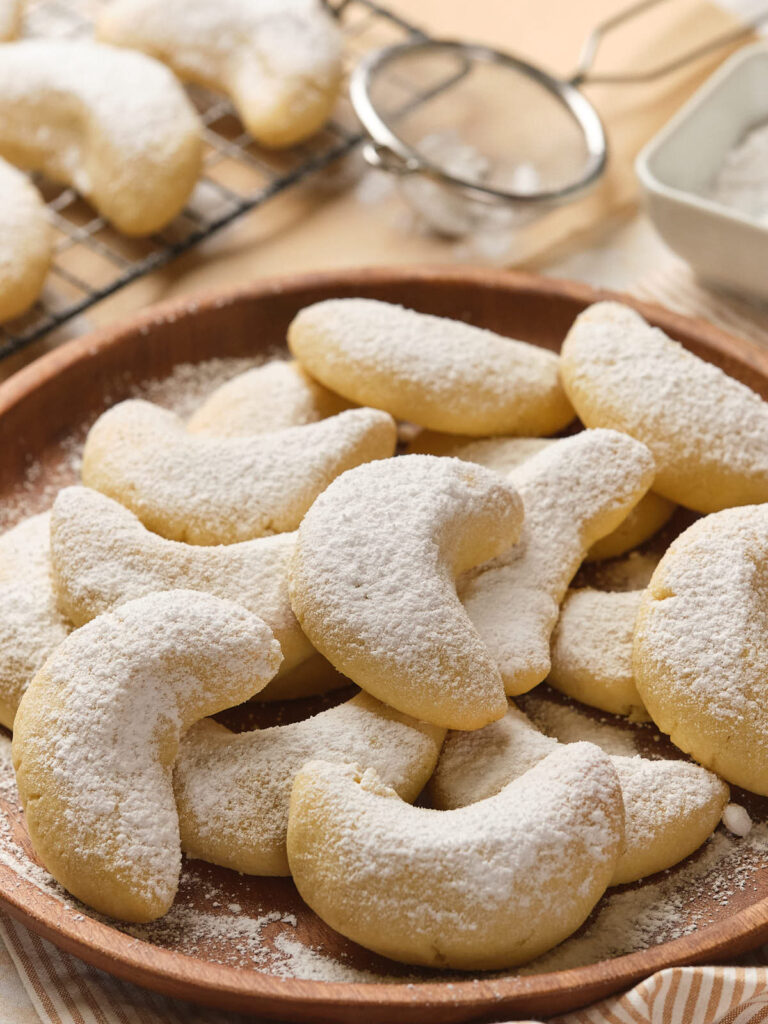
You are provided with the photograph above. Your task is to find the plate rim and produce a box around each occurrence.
[2,264,768,1021]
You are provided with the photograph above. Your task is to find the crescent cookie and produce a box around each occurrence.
[429,703,728,886]
[13,590,282,922]
[0,40,202,236]
[549,588,649,721]
[408,432,675,562]
[634,504,768,794]
[287,746,623,969]
[460,429,655,695]
[560,301,768,513]
[175,692,444,875]
[98,0,342,149]
[0,158,52,322]
[187,360,352,437]
[49,486,313,677]
[0,513,70,730]
[81,400,396,545]
[289,454,524,730]
[287,298,575,436]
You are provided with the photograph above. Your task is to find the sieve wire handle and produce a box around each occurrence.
[571,0,768,85]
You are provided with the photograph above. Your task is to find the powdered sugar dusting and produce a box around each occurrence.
[0,356,261,533]
[174,691,443,875]
[459,429,655,692]
[50,485,312,672]
[634,504,768,794]
[0,512,70,727]
[520,690,644,758]
[99,0,342,124]
[288,298,573,436]
[82,400,396,544]
[0,348,764,981]
[289,747,623,965]
[561,301,768,511]
[0,39,201,223]
[0,714,765,979]
[12,591,281,918]
[0,158,50,290]
[290,454,522,728]
[520,824,768,974]
[188,359,352,437]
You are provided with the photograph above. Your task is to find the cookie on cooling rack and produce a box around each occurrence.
[0,158,52,322]
[98,0,343,148]
[0,40,203,235]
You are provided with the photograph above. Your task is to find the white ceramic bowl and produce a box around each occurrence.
[636,42,768,301]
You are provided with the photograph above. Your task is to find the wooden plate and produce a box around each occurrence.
[2,266,768,1023]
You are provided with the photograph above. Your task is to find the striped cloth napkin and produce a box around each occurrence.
[3,254,768,1024]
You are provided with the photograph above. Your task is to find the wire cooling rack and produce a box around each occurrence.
[0,0,435,359]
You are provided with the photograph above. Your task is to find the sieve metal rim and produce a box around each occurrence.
[349,37,609,206]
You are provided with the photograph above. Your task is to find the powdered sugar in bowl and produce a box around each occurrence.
[637,42,768,301]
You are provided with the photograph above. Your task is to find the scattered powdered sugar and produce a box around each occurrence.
[0,356,261,533]
[133,356,260,419]
[723,804,753,838]
[520,823,768,974]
